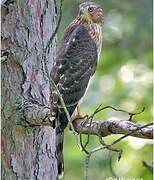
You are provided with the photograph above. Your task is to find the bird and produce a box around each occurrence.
[50,1,104,178]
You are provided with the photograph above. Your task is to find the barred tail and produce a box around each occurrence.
[55,106,77,179]
[56,125,64,179]
[56,109,68,179]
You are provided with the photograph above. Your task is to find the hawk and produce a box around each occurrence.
[50,2,104,178]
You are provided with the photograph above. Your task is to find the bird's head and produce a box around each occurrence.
[78,2,104,24]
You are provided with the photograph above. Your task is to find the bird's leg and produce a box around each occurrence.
[71,104,88,121]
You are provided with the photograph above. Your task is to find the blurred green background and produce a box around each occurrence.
[57,0,153,179]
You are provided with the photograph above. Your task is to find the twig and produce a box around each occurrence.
[99,137,122,161]
[143,161,153,172]
[82,104,102,150]
[79,134,89,155]
[45,0,64,54]
[88,123,152,155]
[110,123,153,146]
[83,122,152,180]
[89,105,145,121]
[84,154,91,180]
[77,106,149,157]
[108,153,119,179]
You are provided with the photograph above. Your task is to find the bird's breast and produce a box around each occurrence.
[87,24,102,62]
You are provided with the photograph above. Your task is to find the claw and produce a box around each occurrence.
[71,104,88,121]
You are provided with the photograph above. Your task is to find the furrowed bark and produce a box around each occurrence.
[1,0,58,179]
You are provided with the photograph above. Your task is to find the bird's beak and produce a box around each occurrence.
[80,7,85,15]
[79,8,91,23]
[80,7,89,17]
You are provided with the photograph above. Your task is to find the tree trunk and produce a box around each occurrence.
[1,0,58,179]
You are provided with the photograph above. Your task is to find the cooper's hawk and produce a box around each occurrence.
[50,2,104,178]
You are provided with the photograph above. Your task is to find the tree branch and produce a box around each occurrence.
[72,118,153,139]
[21,103,153,139]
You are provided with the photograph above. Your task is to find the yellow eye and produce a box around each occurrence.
[88,7,94,12]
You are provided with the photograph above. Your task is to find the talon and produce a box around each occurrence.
[71,104,88,121]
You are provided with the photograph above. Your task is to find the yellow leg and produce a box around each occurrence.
[71,104,88,121]
[77,104,82,117]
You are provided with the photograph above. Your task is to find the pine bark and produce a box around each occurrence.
[1,0,58,179]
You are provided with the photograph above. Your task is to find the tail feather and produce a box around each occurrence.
[55,105,77,178]
[56,126,64,178]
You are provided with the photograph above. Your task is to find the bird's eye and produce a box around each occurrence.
[88,7,94,12]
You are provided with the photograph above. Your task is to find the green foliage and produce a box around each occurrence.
[57,0,153,179]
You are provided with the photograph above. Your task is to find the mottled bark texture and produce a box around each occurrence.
[72,118,153,139]
[1,0,58,179]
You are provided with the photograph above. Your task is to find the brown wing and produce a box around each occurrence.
[51,24,98,108]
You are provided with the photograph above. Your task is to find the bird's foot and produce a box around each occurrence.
[71,105,88,121]
[71,113,88,121]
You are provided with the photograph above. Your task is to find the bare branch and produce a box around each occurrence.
[21,102,153,140]
[73,118,153,139]
[19,100,153,140]
[80,119,152,180]
[79,105,146,155]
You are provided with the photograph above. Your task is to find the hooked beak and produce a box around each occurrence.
[79,8,91,22]
[80,7,85,15]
